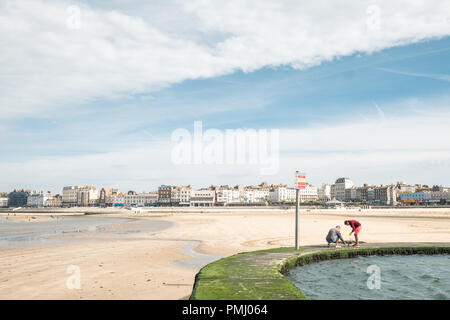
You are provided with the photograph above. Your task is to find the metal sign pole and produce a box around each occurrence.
[295,188,300,250]
[295,170,306,250]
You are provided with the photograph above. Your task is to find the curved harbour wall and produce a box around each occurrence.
[190,244,450,300]
[280,245,450,274]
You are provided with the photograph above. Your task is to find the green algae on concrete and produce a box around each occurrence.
[190,244,450,300]
[190,247,307,300]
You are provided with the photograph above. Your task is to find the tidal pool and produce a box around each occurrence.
[287,254,449,300]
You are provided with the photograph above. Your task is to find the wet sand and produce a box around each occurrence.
[0,208,449,299]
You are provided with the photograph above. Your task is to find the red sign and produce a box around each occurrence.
[295,172,306,189]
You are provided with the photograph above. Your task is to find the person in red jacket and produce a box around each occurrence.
[344,220,362,247]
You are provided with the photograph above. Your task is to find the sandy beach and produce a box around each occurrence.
[0,208,449,299]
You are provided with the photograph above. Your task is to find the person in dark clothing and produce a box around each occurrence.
[344,220,362,247]
[326,226,346,247]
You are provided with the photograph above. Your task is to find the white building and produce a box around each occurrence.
[170,186,191,206]
[124,192,158,207]
[244,188,269,204]
[179,186,191,206]
[396,183,416,194]
[429,191,450,201]
[244,190,255,203]
[269,187,296,202]
[171,188,180,205]
[331,178,354,201]
[317,184,331,201]
[62,186,78,206]
[106,193,126,206]
[0,197,8,207]
[27,191,54,208]
[232,189,242,203]
[216,187,243,205]
[227,185,246,203]
[269,185,318,203]
[147,191,159,205]
[345,187,358,202]
[190,190,216,207]
[77,186,99,206]
[99,188,121,206]
[216,188,234,205]
[62,186,98,207]
[299,184,318,202]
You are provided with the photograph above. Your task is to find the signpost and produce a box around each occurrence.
[295,171,306,250]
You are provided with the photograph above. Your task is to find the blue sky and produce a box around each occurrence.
[1,1,450,192]
[6,38,450,157]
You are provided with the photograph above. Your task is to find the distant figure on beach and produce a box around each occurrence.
[326,226,346,248]
[345,220,362,247]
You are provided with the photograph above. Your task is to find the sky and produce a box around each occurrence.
[0,0,450,193]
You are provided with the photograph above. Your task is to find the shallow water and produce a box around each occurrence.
[172,240,221,270]
[0,216,173,249]
[287,254,450,300]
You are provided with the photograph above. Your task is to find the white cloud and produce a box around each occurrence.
[1,1,450,191]
[377,67,450,82]
[1,0,449,118]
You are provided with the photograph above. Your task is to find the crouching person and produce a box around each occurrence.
[326,226,346,248]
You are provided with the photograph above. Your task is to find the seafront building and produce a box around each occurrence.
[170,188,180,206]
[77,186,99,206]
[331,178,354,201]
[244,188,269,204]
[269,186,296,202]
[299,184,319,202]
[62,186,98,207]
[344,187,358,202]
[355,185,375,202]
[216,186,244,205]
[50,195,63,207]
[190,190,216,207]
[431,185,449,192]
[215,187,232,206]
[62,186,78,206]
[7,190,30,207]
[214,186,239,206]
[399,192,428,202]
[268,184,318,203]
[179,186,192,206]
[99,188,159,207]
[317,184,331,201]
[396,182,416,194]
[124,191,158,207]
[158,185,174,206]
[0,197,8,207]
[171,186,192,206]
[429,191,450,201]
[99,188,117,206]
[399,191,449,204]
[374,185,397,206]
[106,192,126,207]
[27,191,55,208]
[3,179,449,208]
